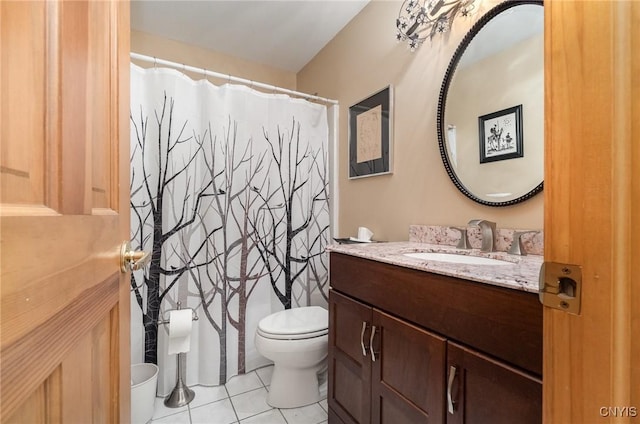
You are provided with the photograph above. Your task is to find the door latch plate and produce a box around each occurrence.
[539,262,582,315]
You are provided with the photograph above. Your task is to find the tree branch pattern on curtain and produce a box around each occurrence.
[129,65,329,390]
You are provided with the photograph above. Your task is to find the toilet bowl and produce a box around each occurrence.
[255,306,328,409]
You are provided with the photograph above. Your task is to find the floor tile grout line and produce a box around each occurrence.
[255,365,273,388]
[226,371,265,398]
[224,384,242,423]
[230,386,275,422]
[152,397,189,421]
[278,407,289,424]
[184,389,238,424]
[151,366,329,424]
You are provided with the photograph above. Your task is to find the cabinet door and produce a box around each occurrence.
[371,310,446,424]
[329,290,373,424]
[446,342,542,424]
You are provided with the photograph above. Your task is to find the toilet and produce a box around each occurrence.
[255,306,328,408]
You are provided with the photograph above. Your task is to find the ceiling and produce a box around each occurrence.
[130,0,370,73]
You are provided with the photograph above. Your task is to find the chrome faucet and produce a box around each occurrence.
[468,219,496,252]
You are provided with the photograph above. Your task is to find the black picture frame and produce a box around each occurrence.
[478,104,524,164]
[348,86,393,178]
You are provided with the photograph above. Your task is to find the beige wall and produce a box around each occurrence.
[130,0,545,242]
[131,30,296,90]
[297,0,543,241]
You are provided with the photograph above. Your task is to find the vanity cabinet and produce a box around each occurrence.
[329,290,446,424]
[327,252,542,424]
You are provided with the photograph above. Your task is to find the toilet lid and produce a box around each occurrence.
[257,306,328,340]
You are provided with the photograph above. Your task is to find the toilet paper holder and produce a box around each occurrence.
[157,301,199,325]
[158,301,199,408]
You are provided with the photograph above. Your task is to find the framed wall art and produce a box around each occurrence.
[348,85,393,178]
[478,104,523,163]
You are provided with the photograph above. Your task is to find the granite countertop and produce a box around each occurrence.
[327,241,543,293]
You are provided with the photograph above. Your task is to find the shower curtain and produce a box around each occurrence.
[129,64,330,394]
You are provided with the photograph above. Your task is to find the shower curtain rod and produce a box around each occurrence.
[130,52,339,105]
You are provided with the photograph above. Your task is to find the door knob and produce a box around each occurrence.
[120,241,150,272]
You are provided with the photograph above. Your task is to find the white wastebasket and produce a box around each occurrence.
[131,363,159,424]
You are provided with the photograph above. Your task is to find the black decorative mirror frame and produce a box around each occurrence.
[437,0,544,207]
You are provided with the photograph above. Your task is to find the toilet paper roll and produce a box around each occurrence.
[167,309,193,355]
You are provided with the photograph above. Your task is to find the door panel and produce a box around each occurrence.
[0,0,131,422]
[59,310,115,422]
[377,394,426,424]
[4,370,61,424]
[329,290,372,424]
[447,342,541,424]
[2,275,118,418]
[544,2,640,422]
[371,310,446,424]
[88,0,116,210]
[0,1,48,207]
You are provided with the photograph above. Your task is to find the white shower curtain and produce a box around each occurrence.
[129,64,330,394]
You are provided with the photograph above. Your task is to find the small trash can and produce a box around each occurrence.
[131,363,159,424]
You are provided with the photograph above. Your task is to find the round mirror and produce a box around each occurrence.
[437,0,544,207]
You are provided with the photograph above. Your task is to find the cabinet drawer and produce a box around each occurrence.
[329,253,542,376]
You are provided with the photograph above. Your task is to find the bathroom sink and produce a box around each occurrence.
[403,252,515,266]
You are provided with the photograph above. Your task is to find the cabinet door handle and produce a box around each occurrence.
[360,321,368,357]
[369,325,377,362]
[447,365,457,414]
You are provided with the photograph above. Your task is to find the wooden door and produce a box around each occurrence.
[1,0,131,422]
[370,310,446,424]
[544,2,640,423]
[446,342,541,424]
[328,290,372,424]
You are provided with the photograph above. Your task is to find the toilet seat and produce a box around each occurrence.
[257,327,327,340]
[257,306,328,340]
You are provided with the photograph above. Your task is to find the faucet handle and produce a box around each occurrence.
[448,227,471,249]
[508,230,540,256]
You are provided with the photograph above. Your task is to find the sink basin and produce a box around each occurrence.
[403,252,514,266]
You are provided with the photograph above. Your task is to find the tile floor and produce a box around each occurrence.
[150,365,328,424]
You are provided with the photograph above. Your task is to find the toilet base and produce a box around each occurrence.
[267,366,322,409]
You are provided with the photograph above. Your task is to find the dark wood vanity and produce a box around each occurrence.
[327,252,542,424]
